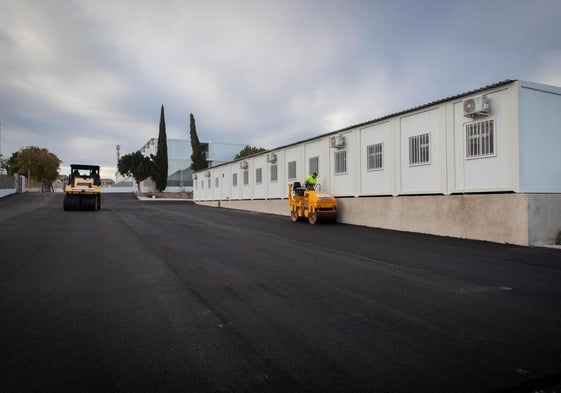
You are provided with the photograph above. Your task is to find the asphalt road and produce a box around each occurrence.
[1,193,561,393]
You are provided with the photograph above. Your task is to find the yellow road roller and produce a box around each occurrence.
[63,164,102,211]
[288,182,337,224]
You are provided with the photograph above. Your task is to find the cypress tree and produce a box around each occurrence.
[153,105,168,192]
[189,113,207,171]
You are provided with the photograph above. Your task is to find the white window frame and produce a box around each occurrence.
[309,156,319,176]
[409,132,431,166]
[334,150,347,174]
[465,118,496,159]
[215,177,219,188]
[232,173,238,187]
[367,143,383,171]
[255,167,262,184]
[270,164,278,183]
[288,161,297,180]
[243,170,249,186]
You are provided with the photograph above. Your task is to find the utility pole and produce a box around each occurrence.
[115,144,120,182]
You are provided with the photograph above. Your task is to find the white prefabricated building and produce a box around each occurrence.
[193,80,561,246]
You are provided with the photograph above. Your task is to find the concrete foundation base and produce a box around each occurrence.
[196,193,561,246]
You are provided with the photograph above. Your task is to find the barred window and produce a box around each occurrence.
[243,170,249,185]
[466,119,495,159]
[215,177,219,188]
[270,164,278,182]
[334,150,347,174]
[309,156,319,176]
[256,167,262,184]
[409,133,430,166]
[367,143,383,170]
[288,161,297,180]
[208,178,211,188]
[232,173,237,187]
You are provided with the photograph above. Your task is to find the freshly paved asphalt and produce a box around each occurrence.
[1,192,561,393]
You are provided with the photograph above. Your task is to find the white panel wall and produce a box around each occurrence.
[399,108,443,194]
[330,132,356,196]
[192,80,560,203]
[230,165,241,200]
[360,121,393,195]
[453,88,517,193]
[219,167,231,200]
[267,150,284,199]
[241,159,253,200]
[285,146,304,183]
[304,140,328,190]
[253,155,267,199]
[518,82,561,192]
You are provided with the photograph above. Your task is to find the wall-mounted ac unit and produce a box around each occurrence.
[192,174,197,180]
[266,153,277,163]
[463,95,489,118]
[330,135,346,149]
[239,161,248,170]
[204,171,211,177]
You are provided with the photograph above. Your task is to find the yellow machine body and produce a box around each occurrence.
[63,164,102,211]
[288,182,337,224]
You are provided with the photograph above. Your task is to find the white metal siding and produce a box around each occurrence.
[400,108,443,194]
[518,82,561,192]
[330,132,355,196]
[453,88,516,193]
[253,156,267,199]
[193,81,560,203]
[360,122,393,195]
[267,151,284,199]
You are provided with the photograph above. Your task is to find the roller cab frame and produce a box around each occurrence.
[63,164,102,211]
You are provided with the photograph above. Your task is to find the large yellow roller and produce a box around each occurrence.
[63,164,102,211]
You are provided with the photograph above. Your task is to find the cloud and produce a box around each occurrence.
[1,0,561,178]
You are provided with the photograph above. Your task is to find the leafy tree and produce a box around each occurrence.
[151,105,168,192]
[8,146,61,192]
[235,145,267,159]
[189,113,207,171]
[118,151,153,195]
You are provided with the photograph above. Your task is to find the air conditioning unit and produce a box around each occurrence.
[204,171,211,177]
[192,174,197,180]
[239,161,248,170]
[330,135,346,149]
[463,95,489,118]
[266,153,277,163]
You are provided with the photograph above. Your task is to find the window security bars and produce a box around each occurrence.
[466,119,495,159]
[288,161,296,180]
[309,156,319,175]
[409,133,430,166]
[334,150,347,174]
[256,168,262,184]
[367,143,383,170]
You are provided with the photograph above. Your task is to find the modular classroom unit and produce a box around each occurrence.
[193,80,561,246]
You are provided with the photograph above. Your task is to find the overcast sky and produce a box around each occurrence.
[1,0,560,178]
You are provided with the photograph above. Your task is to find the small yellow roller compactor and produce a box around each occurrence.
[288,182,337,224]
[63,164,101,211]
